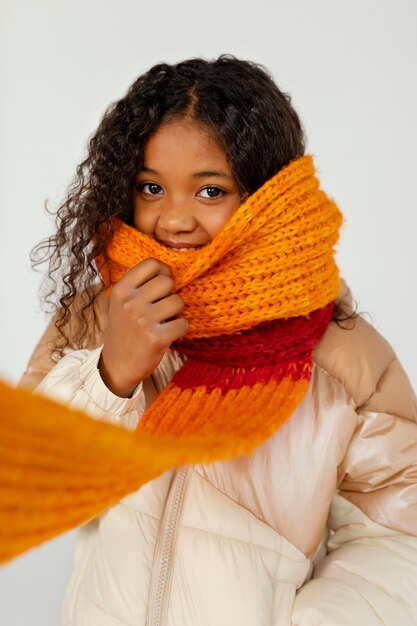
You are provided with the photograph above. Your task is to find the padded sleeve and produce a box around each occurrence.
[293,358,417,626]
[35,347,146,432]
[292,492,417,625]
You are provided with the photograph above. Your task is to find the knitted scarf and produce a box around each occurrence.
[0,154,342,563]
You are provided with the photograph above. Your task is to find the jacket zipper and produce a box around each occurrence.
[146,466,191,626]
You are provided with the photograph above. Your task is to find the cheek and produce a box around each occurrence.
[133,205,155,234]
[203,207,236,238]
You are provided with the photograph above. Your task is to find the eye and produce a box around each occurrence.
[136,182,163,195]
[198,186,225,199]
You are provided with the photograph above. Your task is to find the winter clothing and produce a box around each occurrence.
[4,153,416,624]
[16,281,417,626]
[97,153,341,455]
[0,154,345,563]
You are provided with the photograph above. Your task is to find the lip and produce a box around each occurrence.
[158,240,204,249]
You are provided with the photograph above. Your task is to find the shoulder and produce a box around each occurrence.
[19,285,109,391]
[314,300,416,423]
[314,314,393,405]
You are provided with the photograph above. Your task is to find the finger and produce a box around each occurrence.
[157,317,189,344]
[118,258,172,290]
[151,294,185,322]
[138,273,175,304]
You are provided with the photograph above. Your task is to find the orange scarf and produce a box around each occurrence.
[0,154,342,563]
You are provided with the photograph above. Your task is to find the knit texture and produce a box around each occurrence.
[99,153,342,447]
[101,154,340,337]
[0,154,342,563]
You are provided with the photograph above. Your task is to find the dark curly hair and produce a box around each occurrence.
[32,54,354,353]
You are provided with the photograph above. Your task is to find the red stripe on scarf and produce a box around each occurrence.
[171,304,333,393]
[172,304,334,366]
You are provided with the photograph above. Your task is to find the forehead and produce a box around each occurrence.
[144,119,230,170]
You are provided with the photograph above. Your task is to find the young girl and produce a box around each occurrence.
[19,55,417,626]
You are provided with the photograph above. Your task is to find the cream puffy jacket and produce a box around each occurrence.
[20,286,417,626]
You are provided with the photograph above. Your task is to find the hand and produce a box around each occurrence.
[98,257,188,397]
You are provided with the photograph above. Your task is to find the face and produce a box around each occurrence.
[133,118,243,250]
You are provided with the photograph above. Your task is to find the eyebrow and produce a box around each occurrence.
[140,166,232,180]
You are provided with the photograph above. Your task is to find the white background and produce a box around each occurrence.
[0,0,416,624]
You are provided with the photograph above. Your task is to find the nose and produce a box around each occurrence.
[157,199,197,234]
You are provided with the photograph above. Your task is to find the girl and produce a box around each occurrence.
[19,55,417,625]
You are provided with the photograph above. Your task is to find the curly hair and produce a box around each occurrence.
[32,54,354,353]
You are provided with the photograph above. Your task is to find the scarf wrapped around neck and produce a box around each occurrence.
[0,154,343,563]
